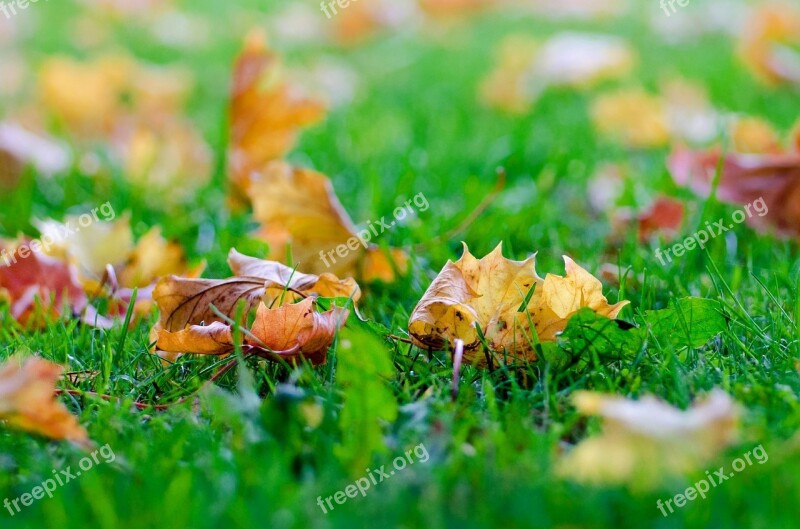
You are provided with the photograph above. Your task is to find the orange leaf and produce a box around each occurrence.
[0,356,89,444]
[227,32,325,196]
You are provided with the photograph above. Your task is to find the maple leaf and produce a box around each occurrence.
[0,355,89,444]
[155,297,348,366]
[227,31,326,197]
[247,161,409,282]
[151,249,359,362]
[408,243,628,364]
[0,243,89,328]
[668,144,800,236]
[559,390,739,487]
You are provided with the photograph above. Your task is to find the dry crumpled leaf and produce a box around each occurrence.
[248,161,408,282]
[0,244,88,327]
[227,31,326,197]
[559,390,739,487]
[739,3,800,85]
[0,355,89,444]
[408,243,628,363]
[153,249,355,364]
[480,32,635,114]
[151,249,359,361]
[155,297,348,366]
[669,131,800,236]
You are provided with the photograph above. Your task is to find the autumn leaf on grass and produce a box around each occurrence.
[227,31,326,198]
[247,161,409,282]
[151,249,358,362]
[0,356,89,444]
[34,215,202,322]
[559,390,739,488]
[408,243,628,364]
[739,3,800,85]
[0,243,89,328]
[668,132,800,237]
[155,297,348,366]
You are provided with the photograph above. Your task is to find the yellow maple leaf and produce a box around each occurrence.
[408,243,628,363]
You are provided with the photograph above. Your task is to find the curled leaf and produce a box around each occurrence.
[155,297,348,366]
[152,249,359,362]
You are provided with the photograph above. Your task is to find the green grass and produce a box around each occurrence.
[1,1,800,528]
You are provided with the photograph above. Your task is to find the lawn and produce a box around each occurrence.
[1,0,799,528]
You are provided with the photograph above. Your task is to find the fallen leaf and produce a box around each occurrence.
[0,243,88,327]
[668,145,800,236]
[247,161,409,282]
[155,297,348,366]
[0,355,89,444]
[227,31,326,197]
[559,389,739,487]
[151,248,359,357]
[408,243,628,364]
